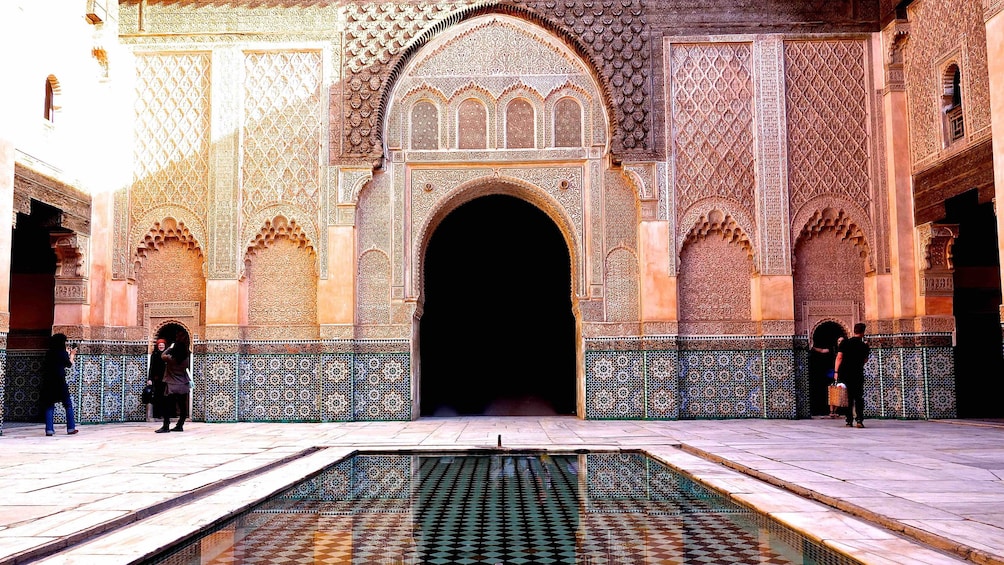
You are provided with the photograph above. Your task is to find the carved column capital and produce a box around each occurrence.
[884,19,911,92]
[916,222,958,296]
[50,233,90,304]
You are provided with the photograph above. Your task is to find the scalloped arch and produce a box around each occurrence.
[792,200,874,273]
[677,200,758,272]
[243,214,317,274]
[242,205,318,260]
[132,210,207,277]
[414,175,580,303]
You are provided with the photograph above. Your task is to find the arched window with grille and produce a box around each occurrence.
[457,98,487,149]
[553,97,582,147]
[411,100,439,150]
[505,98,534,148]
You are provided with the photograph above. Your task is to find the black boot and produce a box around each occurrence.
[156,419,171,433]
[171,419,185,432]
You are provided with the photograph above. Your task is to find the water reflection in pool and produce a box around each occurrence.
[146,452,859,564]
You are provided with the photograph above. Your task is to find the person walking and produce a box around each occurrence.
[156,332,191,433]
[39,333,79,436]
[835,323,870,428]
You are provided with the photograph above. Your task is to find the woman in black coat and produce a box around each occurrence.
[39,333,79,436]
[156,332,192,433]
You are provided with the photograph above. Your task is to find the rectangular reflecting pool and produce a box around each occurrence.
[144,451,861,564]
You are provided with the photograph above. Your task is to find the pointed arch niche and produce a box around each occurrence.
[134,218,206,328]
[243,216,318,338]
[793,207,872,334]
[678,209,756,335]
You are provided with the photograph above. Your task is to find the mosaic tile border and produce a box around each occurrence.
[585,333,956,420]
[3,334,956,424]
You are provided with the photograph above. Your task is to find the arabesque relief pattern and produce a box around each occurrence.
[785,40,872,223]
[340,1,650,163]
[127,53,211,279]
[135,239,206,326]
[669,43,755,220]
[905,0,992,165]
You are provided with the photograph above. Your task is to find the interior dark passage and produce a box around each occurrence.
[420,194,576,416]
[945,190,1003,418]
[808,321,846,416]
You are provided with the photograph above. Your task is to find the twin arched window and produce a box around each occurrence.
[409,96,583,150]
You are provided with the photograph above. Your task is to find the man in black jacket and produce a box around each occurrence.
[835,323,870,428]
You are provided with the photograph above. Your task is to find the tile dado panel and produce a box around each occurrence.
[585,334,955,420]
[3,334,953,428]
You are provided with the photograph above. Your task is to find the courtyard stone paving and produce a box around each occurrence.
[1,417,1002,564]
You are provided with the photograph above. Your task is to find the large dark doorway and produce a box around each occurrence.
[809,321,846,417]
[5,201,62,421]
[945,190,1003,418]
[420,194,576,416]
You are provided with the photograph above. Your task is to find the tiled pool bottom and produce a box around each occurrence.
[144,452,861,565]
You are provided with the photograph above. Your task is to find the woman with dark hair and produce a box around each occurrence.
[157,331,191,433]
[39,333,79,436]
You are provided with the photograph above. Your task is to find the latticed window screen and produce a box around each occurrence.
[457,98,487,149]
[505,99,534,148]
[554,97,582,147]
[410,101,438,150]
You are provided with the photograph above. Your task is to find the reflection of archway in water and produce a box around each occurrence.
[809,321,847,416]
[419,194,576,416]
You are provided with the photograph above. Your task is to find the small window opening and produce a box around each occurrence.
[942,64,964,144]
[43,75,60,123]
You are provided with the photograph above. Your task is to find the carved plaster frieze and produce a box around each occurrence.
[12,163,91,234]
[884,19,910,91]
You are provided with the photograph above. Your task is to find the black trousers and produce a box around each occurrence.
[844,381,864,424]
[162,392,189,426]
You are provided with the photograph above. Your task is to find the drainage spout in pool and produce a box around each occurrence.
[498,434,502,447]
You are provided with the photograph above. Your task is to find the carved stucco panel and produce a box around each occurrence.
[210,47,241,279]
[677,199,758,273]
[242,50,323,220]
[135,239,206,326]
[753,37,792,275]
[669,42,756,222]
[785,39,873,224]
[905,0,992,164]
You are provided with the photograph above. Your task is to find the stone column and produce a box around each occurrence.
[880,19,921,326]
[987,2,1004,331]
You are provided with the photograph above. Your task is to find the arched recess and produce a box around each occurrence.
[134,217,206,327]
[415,177,581,306]
[677,201,758,273]
[418,193,577,416]
[678,208,756,335]
[243,216,318,337]
[792,206,872,337]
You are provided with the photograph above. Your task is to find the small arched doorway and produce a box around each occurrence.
[809,321,847,416]
[419,194,576,416]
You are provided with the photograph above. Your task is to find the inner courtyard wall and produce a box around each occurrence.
[2,0,988,427]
